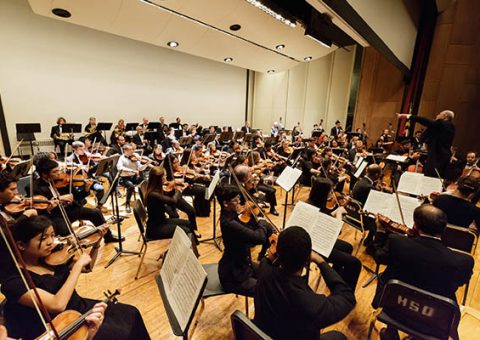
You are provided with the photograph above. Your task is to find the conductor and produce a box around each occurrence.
[397,110,455,177]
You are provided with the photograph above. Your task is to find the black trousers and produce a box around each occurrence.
[325,239,362,291]
[146,218,192,240]
[257,183,277,209]
[51,205,106,236]
[183,183,210,217]
[120,175,142,205]
[165,196,198,230]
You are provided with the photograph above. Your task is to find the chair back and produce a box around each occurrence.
[378,279,460,340]
[138,180,148,206]
[442,224,477,254]
[343,198,364,232]
[231,310,272,340]
[133,199,147,237]
[17,175,31,197]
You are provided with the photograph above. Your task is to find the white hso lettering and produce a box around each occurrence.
[397,296,435,317]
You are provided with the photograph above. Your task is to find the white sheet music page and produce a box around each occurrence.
[419,175,443,196]
[389,194,421,229]
[363,190,393,216]
[160,227,207,332]
[398,172,443,197]
[354,160,368,178]
[386,154,408,163]
[286,201,343,257]
[205,170,221,200]
[276,166,303,192]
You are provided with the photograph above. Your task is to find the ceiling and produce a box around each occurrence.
[27,0,365,73]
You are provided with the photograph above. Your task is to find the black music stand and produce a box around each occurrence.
[219,131,233,145]
[96,122,113,143]
[125,123,139,132]
[16,123,41,155]
[11,159,32,178]
[312,130,322,138]
[63,123,82,134]
[233,131,244,141]
[201,134,216,145]
[178,136,192,147]
[147,122,160,131]
[99,155,140,268]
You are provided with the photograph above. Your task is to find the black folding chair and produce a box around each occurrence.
[342,198,366,255]
[133,199,168,279]
[442,224,478,255]
[231,310,272,340]
[368,279,460,340]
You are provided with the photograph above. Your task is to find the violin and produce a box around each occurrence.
[377,214,416,236]
[54,173,95,189]
[238,200,261,223]
[4,195,52,214]
[37,289,120,340]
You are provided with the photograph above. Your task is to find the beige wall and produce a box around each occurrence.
[251,47,356,134]
[0,0,247,149]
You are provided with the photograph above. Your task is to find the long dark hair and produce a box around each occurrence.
[13,216,52,246]
[145,166,165,204]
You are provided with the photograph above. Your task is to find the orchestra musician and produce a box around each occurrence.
[110,118,126,145]
[464,152,478,173]
[300,148,322,186]
[241,121,251,133]
[84,116,106,145]
[271,121,280,137]
[330,120,342,138]
[50,117,73,158]
[116,144,151,213]
[0,216,150,340]
[254,227,356,340]
[432,175,480,231]
[149,144,165,163]
[371,205,473,340]
[33,158,121,243]
[132,125,152,154]
[169,117,182,130]
[216,184,273,296]
[397,110,455,177]
[378,128,393,153]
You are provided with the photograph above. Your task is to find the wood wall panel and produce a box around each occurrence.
[353,47,404,145]
[418,0,480,153]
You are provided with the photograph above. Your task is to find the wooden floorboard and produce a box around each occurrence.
[2,186,479,339]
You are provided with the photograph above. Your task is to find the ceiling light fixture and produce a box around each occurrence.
[304,56,312,61]
[167,41,179,48]
[52,8,71,18]
[245,0,296,28]
[267,69,275,74]
[224,57,233,63]
[275,44,285,50]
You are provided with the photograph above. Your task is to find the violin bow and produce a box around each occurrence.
[85,137,97,171]
[391,180,406,226]
[318,160,341,207]
[0,216,61,340]
[4,139,23,165]
[434,168,447,191]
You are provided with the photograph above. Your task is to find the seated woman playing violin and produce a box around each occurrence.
[144,166,201,239]
[33,158,121,243]
[65,141,107,212]
[1,216,150,340]
[216,184,273,297]
[149,144,166,164]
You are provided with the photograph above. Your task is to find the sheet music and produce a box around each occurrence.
[276,166,302,192]
[205,170,221,200]
[354,160,368,178]
[286,201,343,257]
[355,157,365,169]
[386,154,408,163]
[364,190,421,229]
[398,172,443,197]
[160,228,207,332]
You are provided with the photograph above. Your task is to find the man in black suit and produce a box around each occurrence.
[169,117,182,130]
[397,110,455,177]
[241,121,251,133]
[254,227,356,340]
[216,184,273,297]
[330,120,342,138]
[371,204,474,340]
[50,117,72,158]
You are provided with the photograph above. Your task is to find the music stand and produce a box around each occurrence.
[63,123,82,133]
[312,130,322,138]
[147,122,160,131]
[219,131,233,144]
[16,123,41,155]
[201,134,216,145]
[11,159,32,178]
[125,123,139,132]
[99,155,140,268]
[178,136,192,147]
[174,130,183,140]
[233,131,244,141]
[96,122,113,144]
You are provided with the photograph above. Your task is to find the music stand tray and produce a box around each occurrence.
[147,122,160,130]
[96,122,113,131]
[62,123,82,133]
[125,123,139,132]
[202,134,216,144]
[233,131,245,141]
[312,130,322,138]
[178,136,192,146]
[219,131,233,142]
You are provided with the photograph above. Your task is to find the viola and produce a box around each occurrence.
[4,195,52,214]
[326,192,350,210]
[377,214,416,236]
[37,289,120,340]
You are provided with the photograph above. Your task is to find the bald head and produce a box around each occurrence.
[436,110,454,121]
[366,164,382,180]
[413,204,447,236]
[234,165,250,183]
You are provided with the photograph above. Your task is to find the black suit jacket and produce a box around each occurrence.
[50,125,61,140]
[330,127,341,137]
[352,177,374,205]
[372,233,473,307]
[241,126,250,133]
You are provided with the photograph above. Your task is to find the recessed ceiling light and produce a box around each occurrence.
[267,70,275,74]
[304,56,312,61]
[167,41,179,48]
[230,24,242,31]
[52,8,71,18]
[275,44,285,50]
[224,57,233,63]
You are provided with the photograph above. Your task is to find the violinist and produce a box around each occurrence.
[50,117,73,159]
[432,175,480,231]
[216,184,273,296]
[132,126,152,154]
[0,216,150,340]
[84,116,106,145]
[149,144,166,164]
[370,205,473,340]
[33,159,121,243]
[464,151,479,174]
[378,128,393,153]
[66,141,107,212]
[116,144,149,213]
[254,227,356,340]
[107,135,126,156]
[300,148,322,186]
[330,120,342,138]
[144,166,201,239]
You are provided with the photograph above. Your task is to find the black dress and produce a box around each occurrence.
[1,264,150,340]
